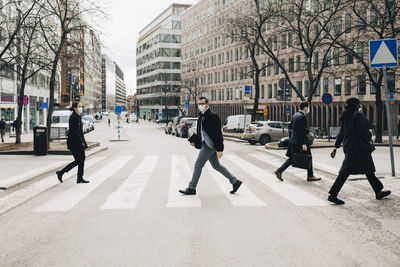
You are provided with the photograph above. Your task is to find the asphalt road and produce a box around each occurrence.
[0,119,399,266]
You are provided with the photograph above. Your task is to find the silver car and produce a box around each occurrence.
[242,121,289,145]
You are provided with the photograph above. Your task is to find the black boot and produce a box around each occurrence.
[56,171,64,183]
[77,176,90,184]
[328,195,345,205]
[179,188,196,195]
[376,190,391,200]
[230,179,242,194]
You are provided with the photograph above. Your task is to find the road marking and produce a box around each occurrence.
[206,163,266,207]
[0,161,68,189]
[101,156,158,210]
[226,155,328,206]
[0,157,106,215]
[167,155,201,208]
[34,156,133,212]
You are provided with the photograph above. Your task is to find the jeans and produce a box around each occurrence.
[189,143,237,189]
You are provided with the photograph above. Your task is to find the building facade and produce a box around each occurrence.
[101,54,116,111]
[181,0,399,133]
[136,3,191,120]
[115,63,127,109]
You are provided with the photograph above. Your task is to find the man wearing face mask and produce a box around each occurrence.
[274,102,321,182]
[179,97,242,195]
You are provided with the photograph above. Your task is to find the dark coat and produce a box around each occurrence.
[67,111,88,151]
[335,111,375,174]
[0,120,5,130]
[286,111,311,157]
[188,108,224,152]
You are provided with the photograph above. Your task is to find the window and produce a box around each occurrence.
[268,84,272,98]
[305,80,310,97]
[295,55,301,71]
[345,48,353,64]
[274,63,279,75]
[357,43,364,62]
[274,83,278,98]
[345,14,351,33]
[357,75,366,94]
[281,34,286,49]
[357,10,367,30]
[334,78,342,95]
[333,48,339,65]
[313,52,319,69]
[324,50,331,67]
[288,33,293,47]
[261,85,265,99]
[334,17,342,37]
[273,36,278,51]
[315,81,321,96]
[345,76,351,95]
[323,78,329,93]
[267,63,271,76]
[262,63,266,76]
[370,74,377,94]
[289,57,294,72]
[370,10,377,26]
[297,81,303,95]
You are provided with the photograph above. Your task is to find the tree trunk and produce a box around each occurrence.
[15,79,27,144]
[251,71,260,122]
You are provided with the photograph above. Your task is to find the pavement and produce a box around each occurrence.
[0,118,399,266]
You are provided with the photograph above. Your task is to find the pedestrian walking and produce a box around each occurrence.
[56,102,89,184]
[0,117,6,143]
[179,97,242,195]
[108,118,111,127]
[396,114,400,139]
[274,102,321,182]
[328,97,391,205]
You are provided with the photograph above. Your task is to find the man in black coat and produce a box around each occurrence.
[274,102,321,181]
[56,102,89,184]
[179,97,242,195]
[328,97,390,204]
[397,115,400,139]
[0,117,5,143]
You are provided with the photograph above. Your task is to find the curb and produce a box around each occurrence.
[224,136,247,143]
[0,145,107,190]
[0,142,100,155]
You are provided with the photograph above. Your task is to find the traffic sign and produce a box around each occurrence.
[184,101,189,110]
[114,105,123,114]
[286,107,290,115]
[244,86,251,100]
[369,39,398,68]
[41,102,48,109]
[263,107,268,116]
[322,93,333,104]
[389,91,395,104]
[159,112,162,118]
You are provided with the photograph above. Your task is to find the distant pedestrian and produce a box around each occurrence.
[143,115,146,122]
[274,102,321,182]
[0,117,5,143]
[108,118,111,127]
[397,115,400,139]
[136,117,139,123]
[179,96,242,195]
[328,97,391,205]
[56,101,89,184]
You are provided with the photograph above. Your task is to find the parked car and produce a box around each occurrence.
[165,121,173,135]
[82,119,91,133]
[156,118,171,124]
[103,111,109,116]
[50,110,71,140]
[176,117,197,138]
[242,121,289,145]
[171,116,185,136]
[82,115,95,131]
[188,121,197,138]
[223,115,252,133]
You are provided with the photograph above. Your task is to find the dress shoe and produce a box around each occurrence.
[56,171,63,183]
[376,190,391,200]
[274,170,283,181]
[230,180,242,194]
[328,195,345,205]
[179,188,196,195]
[307,176,321,182]
[77,177,90,184]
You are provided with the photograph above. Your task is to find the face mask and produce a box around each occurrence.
[198,104,206,113]
[78,107,83,114]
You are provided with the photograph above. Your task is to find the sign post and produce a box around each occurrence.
[243,86,251,130]
[369,39,397,177]
[114,105,123,141]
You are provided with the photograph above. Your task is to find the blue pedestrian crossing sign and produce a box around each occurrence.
[369,39,398,68]
[244,86,251,100]
[184,101,189,110]
[114,105,122,114]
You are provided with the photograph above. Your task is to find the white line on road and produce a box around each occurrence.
[226,155,328,206]
[0,157,106,215]
[100,156,158,210]
[167,155,201,208]
[34,156,133,212]
[206,163,266,207]
[0,161,68,189]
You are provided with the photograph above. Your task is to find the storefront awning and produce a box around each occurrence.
[0,106,15,109]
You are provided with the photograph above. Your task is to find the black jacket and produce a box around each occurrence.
[335,111,375,174]
[188,108,224,152]
[285,111,310,156]
[67,112,88,151]
[0,120,5,130]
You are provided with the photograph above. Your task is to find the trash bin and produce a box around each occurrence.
[33,126,48,156]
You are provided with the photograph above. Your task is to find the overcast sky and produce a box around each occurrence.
[98,0,199,95]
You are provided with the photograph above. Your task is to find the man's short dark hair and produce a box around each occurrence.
[199,96,209,103]
[300,102,309,110]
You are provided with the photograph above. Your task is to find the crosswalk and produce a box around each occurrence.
[0,152,353,215]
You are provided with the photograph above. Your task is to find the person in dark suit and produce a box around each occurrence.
[56,102,89,184]
[397,115,400,139]
[0,117,5,143]
[179,97,242,195]
[328,97,391,204]
[274,102,321,181]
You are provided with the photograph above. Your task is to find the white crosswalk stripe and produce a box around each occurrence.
[0,157,106,215]
[226,155,328,206]
[205,163,266,207]
[34,156,133,212]
[167,155,201,208]
[0,161,68,189]
[100,156,159,210]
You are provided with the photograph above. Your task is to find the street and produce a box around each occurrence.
[0,119,400,267]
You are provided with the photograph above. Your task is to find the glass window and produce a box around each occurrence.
[370,74,377,94]
[345,49,353,64]
[289,57,294,72]
[261,85,265,99]
[274,83,278,98]
[334,78,342,95]
[357,43,364,62]
[305,80,309,97]
[315,81,321,96]
[296,55,301,72]
[357,75,366,94]
[345,76,351,95]
[333,48,339,65]
[297,81,303,95]
[314,52,319,69]
[268,84,272,98]
[323,78,329,93]
[345,14,351,33]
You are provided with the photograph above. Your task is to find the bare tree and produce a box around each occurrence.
[181,61,201,116]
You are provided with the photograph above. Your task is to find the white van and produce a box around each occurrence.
[223,115,252,133]
[50,110,71,140]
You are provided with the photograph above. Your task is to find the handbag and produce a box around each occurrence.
[188,133,202,149]
[292,151,312,170]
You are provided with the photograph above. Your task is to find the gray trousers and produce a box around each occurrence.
[189,143,237,189]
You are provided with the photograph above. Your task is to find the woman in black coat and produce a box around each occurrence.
[328,97,390,204]
[56,102,89,184]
